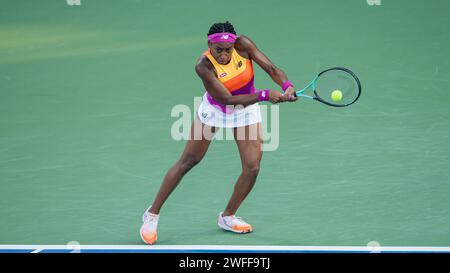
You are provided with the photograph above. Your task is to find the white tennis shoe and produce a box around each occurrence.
[217,212,253,234]
[140,206,159,245]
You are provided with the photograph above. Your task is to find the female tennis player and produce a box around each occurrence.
[140,21,297,244]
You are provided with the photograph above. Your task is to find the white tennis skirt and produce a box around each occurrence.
[197,93,262,128]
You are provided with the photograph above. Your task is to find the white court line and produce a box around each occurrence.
[0,245,450,252]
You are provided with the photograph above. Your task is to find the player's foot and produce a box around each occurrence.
[140,206,159,245]
[217,212,253,234]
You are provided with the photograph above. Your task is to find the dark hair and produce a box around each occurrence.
[207,21,237,36]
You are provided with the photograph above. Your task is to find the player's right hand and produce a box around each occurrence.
[268,91,290,104]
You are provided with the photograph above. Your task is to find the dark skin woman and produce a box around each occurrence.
[140,21,297,244]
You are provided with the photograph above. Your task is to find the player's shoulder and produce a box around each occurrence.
[235,35,257,52]
[195,55,214,76]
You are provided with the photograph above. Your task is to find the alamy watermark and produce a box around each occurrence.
[170,97,280,151]
[366,0,381,6]
[66,241,81,253]
[366,241,381,253]
[66,0,81,6]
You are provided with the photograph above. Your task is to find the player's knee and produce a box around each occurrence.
[243,163,260,178]
[179,154,201,173]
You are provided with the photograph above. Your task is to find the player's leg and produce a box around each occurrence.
[141,117,215,244]
[218,123,263,233]
[150,116,216,214]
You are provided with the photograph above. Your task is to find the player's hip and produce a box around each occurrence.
[197,93,261,128]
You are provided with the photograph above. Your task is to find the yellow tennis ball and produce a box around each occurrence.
[331,90,343,102]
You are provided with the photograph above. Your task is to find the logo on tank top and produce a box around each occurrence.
[219,72,228,78]
[237,60,243,69]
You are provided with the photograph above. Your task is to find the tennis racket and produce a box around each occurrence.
[294,67,361,107]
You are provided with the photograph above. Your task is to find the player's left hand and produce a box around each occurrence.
[283,86,298,102]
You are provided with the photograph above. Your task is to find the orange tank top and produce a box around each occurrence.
[202,48,256,113]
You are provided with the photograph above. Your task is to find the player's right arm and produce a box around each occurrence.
[195,57,287,106]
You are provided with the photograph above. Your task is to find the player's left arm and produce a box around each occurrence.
[235,35,297,101]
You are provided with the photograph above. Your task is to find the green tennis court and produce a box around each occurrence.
[1,0,449,249]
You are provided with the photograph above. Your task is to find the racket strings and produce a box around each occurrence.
[314,69,360,106]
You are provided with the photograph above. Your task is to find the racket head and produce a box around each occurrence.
[312,67,361,107]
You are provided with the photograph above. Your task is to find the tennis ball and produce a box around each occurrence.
[331,90,343,102]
